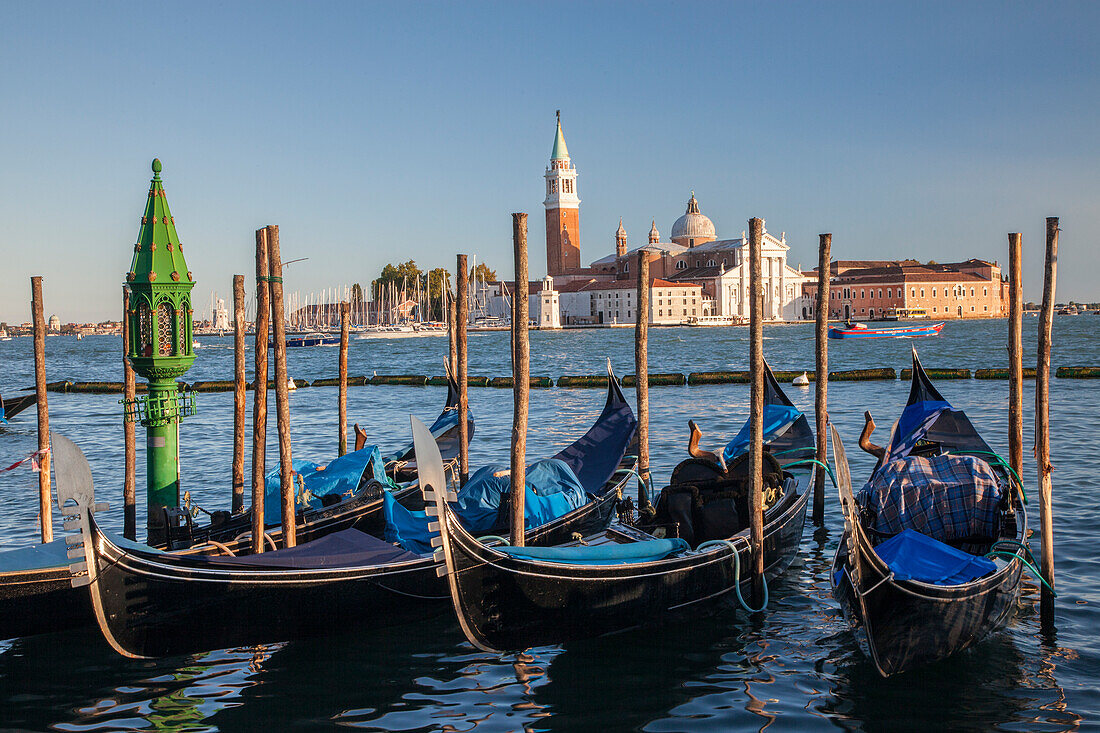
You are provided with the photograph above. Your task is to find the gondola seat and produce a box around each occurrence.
[859,454,1003,546]
[497,537,690,566]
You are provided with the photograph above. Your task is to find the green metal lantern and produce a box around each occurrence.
[123,159,197,543]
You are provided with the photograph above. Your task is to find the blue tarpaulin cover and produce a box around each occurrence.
[498,537,690,565]
[384,458,589,554]
[264,445,387,523]
[722,404,803,464]
[873,529,996,585]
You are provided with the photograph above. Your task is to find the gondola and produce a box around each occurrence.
[0,381,471,640]
[0,390,37,422]
[830,351,1026,677]
[423,363,817,652]
[63,368,638,657]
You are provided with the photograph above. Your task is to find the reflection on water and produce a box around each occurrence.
[0,319,1097,731]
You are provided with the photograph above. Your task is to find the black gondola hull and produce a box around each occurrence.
[445,484,809,652]
[831,514,1025,677]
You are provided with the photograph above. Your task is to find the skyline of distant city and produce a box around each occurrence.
[2,2,1098,322]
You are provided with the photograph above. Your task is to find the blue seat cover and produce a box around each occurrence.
[873,529,996,585]
[497,537,690,565]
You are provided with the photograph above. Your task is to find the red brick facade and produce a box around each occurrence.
[802,260,1008,320]
[546,207,580,276]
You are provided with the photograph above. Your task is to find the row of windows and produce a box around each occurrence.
[829,285,991,300]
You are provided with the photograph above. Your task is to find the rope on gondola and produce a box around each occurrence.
[476,535,510,545]
[780,458,837,488]
[985,538,1056,596]
[696,538,769,613]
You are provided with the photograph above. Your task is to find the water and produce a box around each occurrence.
[0,318,1097,731]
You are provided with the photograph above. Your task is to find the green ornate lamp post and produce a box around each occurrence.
[124,159,197,544]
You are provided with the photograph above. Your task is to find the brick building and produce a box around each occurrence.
[802,260,1008,321]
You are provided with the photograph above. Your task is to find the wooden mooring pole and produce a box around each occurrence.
[510,214,530,547]
[251,228,271,554]
[232,274,246,514]
[813,234,831,526]
[748,218,765,603]
[456,254,470,485]
[339,301,349,456]
[1037,217,1058,627]
[635,249,651,512]
[447,287,457,378]
[31,277,52,544]
[1007,233,1023,511]
[267,225,296,548]
[122,286,137,540]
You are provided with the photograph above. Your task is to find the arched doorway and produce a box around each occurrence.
[957,306,963,317]
[869,308,876,320]
[844,304,851,320]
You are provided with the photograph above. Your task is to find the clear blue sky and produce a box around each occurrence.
[1,1,1097,322]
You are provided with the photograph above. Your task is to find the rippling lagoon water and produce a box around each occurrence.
[0,318,1097,731]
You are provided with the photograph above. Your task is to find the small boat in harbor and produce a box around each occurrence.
[828,321,944,339]
[830,351,1028,677]
[272,332,341,348]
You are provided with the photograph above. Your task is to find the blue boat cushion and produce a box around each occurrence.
[723,404,803,464]
[383,458,589,554]
[860,454,1002,542]
[498,538,690,565]
[873,529,997,585]
[263,445,389,523]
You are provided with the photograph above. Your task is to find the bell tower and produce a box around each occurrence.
[544,111,580,275]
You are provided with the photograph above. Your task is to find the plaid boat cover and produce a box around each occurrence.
[859,454,1002,542]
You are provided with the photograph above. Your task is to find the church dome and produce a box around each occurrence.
[670,192,716,246]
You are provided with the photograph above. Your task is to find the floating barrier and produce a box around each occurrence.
[557,375,610,388]
[974,368,1037,379]
[621,373,686,387]
[191,380,236,392]
[829,368,897,381]
[44,380,73,393]
[66,381,126,394]
[489,376,554,388]
[311,376,368,387]
[1056,366,1100,378]
[900,368,971,380]
[369,375,427,387]
[426,376,450,387]
[687,372,751,385]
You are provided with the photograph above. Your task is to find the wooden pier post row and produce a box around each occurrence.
[635,249,652,512]
[747,218,765,603]
[1007,233,1024,510]
[456,254,470,485]
[1036,217,1058,626]
[31,277,52,544]
[510,214,530,546]
[232,274,246,514]
[122,286,137,540]
[251,228,271,554]
[266,225,296,548]
[339,301,350,456]
[813,233,831,526]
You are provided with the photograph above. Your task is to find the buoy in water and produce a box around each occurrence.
[793,372,810,387]
[287,378,297,391]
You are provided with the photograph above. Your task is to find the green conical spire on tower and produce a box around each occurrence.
[127,158,193,287]
[551,110,569,161]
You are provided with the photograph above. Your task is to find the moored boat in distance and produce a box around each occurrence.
[828,321,944,339]
[271,332,341,348]
[683,315,747,327]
